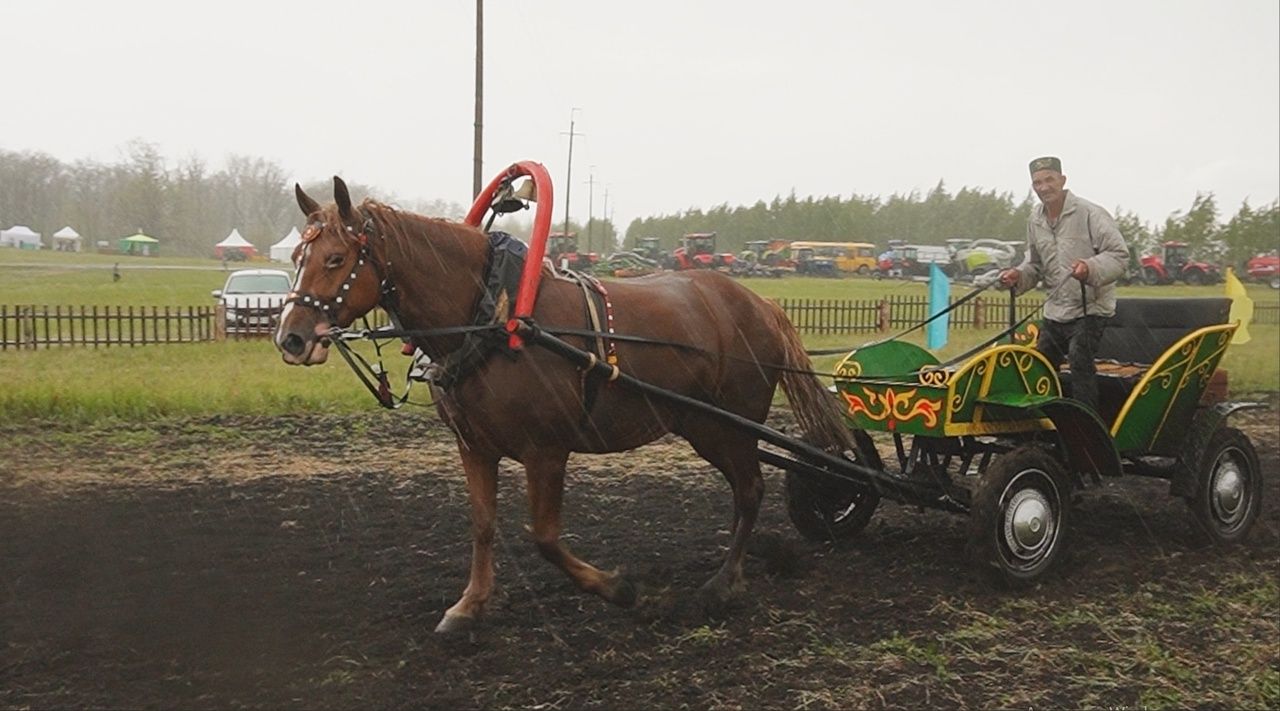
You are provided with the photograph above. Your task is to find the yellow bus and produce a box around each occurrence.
[788,241,879,275]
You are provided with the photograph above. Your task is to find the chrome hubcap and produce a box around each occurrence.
[1004,489,1053,558]
[1210,449,1248,527]
[999,468,1061,569]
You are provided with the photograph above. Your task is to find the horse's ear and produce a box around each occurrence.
[295,183,320,217]
[333,176,354,221]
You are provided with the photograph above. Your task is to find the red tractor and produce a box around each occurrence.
[1245,251,1280,289]
[671,232,737,270]
[546,232,599,271]
[1139,241,1221,286]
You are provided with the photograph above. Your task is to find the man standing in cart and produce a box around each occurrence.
[999,156,1129,414]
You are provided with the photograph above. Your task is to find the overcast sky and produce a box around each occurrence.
[3,0,1277,234]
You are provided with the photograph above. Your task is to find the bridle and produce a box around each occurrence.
[284,213,398,323]
[281,210,415,409]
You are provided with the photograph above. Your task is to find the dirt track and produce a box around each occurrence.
[2,407,1277,709]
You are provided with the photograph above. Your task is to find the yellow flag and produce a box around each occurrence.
[1225,267,1253,345]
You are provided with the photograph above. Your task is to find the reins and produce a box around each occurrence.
[804,279,996,356]
[308,208,1074,408]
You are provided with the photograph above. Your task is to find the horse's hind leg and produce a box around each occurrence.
[524,452,637,607]
[684,422,765,610]
[436,446,501,634]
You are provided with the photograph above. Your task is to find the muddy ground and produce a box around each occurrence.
[2,405,1277,710]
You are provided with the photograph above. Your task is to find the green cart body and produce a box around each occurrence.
[786,297,1264,585]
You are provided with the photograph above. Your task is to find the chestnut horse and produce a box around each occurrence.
[276,178,852,633]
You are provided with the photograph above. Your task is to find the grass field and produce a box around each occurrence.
[0,250,269,305]
[1,251,1277,423]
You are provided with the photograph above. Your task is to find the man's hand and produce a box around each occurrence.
[998,268,1021,288]
[1071,259,1090,282]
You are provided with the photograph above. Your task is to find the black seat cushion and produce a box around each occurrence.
[1094,297,1232,365]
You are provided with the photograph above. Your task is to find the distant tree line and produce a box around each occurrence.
[623,181,1278,267]
[2,143,1274,267]
[0,142,465,257]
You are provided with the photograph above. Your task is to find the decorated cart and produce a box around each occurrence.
[786,296,1263,585]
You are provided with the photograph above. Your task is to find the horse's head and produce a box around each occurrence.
[275,177,385,365]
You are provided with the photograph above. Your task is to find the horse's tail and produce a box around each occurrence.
[767,301,856,453]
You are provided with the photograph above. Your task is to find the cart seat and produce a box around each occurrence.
[1061,297,1233,425]
[1094,297,1232,365]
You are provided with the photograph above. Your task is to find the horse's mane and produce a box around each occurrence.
[356,199,478,247]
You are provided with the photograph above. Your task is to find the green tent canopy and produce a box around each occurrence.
[118,233,160,256]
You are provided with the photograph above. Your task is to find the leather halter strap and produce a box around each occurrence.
[284,213,397,323]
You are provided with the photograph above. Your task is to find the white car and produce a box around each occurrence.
[211,268,292,334]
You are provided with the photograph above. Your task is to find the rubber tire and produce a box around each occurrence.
[857,265,870,276]
[1270,276,1279,290]
[1142,266,1161,286]
[1184,270,1203,286]
[1186,427,1262,545]
[785,432,883,541]
[967,445,1072,588]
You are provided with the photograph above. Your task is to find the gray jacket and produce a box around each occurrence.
[1014,191,1129,321]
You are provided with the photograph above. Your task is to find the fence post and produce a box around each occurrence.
[23,307,36,349]
[974,296,985,329]
[214,304,227,342]
[877,299,890,332]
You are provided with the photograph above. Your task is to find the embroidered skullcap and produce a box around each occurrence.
[1029,156,1062,174]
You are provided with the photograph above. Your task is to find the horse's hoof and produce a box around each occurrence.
[434,612,476,635]
[608,577,638,608]
[697,579,741,618]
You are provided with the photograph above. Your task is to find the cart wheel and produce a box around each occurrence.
[1187,427,1261,544]
[785,432,882,541]
[967,445,1072,587]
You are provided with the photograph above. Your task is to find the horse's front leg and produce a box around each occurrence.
[524,452,637,607]
[436,446,501,634]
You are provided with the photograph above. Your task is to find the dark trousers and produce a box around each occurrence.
[1036,316,1108,413]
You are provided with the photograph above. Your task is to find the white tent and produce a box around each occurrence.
[52,226,82,252]
[215,229,257,259]
[270,227,302,262]
[0,225,42,249]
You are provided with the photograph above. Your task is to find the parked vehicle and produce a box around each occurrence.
[878,244,953,278]
[546,232,599,271]
[953,239,1023,279]
[739,239,793,267]
[788,241,878,275]
[634,237,664,262]
[793,246,838,276]
[211,268,292,334]
[944,238,974,257]
[1140,241,1221,285]
[1245,252,1280,289]
[671,232,736,270]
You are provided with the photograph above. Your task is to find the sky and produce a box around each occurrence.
[3,0,1278,235]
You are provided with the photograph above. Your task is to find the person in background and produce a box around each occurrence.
[112,263,121,283]
[999,156,1129,414]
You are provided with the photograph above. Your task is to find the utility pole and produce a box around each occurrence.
[561,108,582,241]
[586,166,595,254]
[472,0,483,197]
[601,186,610,249]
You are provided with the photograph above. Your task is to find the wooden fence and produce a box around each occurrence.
[775,297,1280,334]
[1,305,217,349]
[2,299,1277,348]
[775,296,1047,334]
